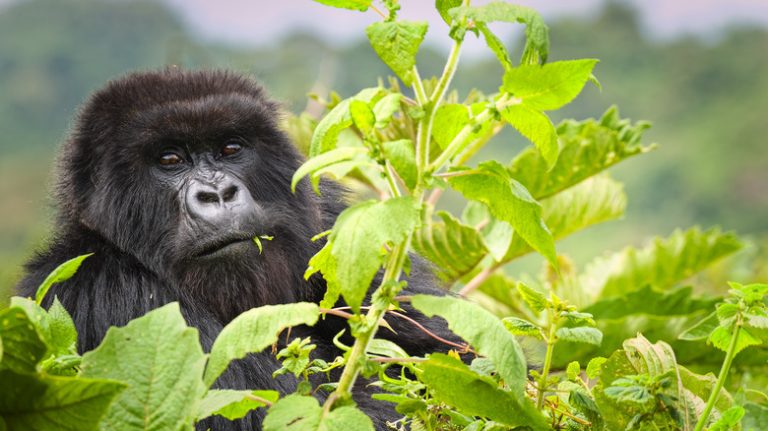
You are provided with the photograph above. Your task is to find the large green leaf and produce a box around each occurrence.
[204,302,320,387]
[420,354,548,429]
[411,295,527,392]
[412,211,488,282]
[80,303,207,431]
[325,197,422,312]
[0,369,125,431]
[0,306,47,373]
[501,59,599,111]
[309,87,383,157]
[262,394,374,431]
[448,160,556,266]
[509,106,653,200]
[366,21,428,86]
[582,227,743,299]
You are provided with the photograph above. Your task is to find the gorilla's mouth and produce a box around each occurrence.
[194,235,255,258]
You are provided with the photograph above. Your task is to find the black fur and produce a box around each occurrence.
[17,69,456,430]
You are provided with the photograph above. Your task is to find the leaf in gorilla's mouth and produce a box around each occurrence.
[252,235,274,254]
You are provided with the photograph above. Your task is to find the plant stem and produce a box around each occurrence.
[693,319,742,431]
[537,315,558,410]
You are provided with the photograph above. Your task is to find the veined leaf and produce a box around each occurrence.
[432,104,470,150]
[196,389,279,421]
[556,327,603,346]
[509,106,653,200]
[309,87,384,157]
[0,370,125,431]
[349,99,375,136]
[585,285,717,320]
[449,2,549,63]
[435,0,462,25]
[582,227,743,299]
[502,317,542,338]
[708,325,761,355]
[500,103,558,168]
[80,303,206,431]
[372,93,402,128]
[327,197,421,312]
[204,303,320,387]
[504,175,627,261]
[35,253,92,305]
[461,201,513,262]
[366,21,428,86]
[311,0,371,12]
[501,59,599,111]
[292,147,372,194]
[476,22,513,70]
[382,139,417,190]
[305,241,341,309]
[420,354,548,429]
[263,394,373,431]
[0,306,47,373]
[411,295,527,392]
[412,211,488,282]
[448,160,556,266]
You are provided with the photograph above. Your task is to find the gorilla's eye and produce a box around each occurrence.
[159,152,184,166]
[220,141,243,157]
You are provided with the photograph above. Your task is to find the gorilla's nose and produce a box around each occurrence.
[186,178,254,224]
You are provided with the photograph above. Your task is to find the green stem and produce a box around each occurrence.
[323,238,411,408]
[537,315,558,410]
[694,319,742,431]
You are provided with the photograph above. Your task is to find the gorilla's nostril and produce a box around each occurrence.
[196,191,220,204]
[222,185,238,202]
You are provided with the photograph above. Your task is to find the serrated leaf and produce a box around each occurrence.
[462,201,514,263]
[509,106,653,200]
[566,361,581,380]
[501,103,558,168]
[0,369,125,431]
[412,211,487,282]
[0,306,47,373]
[310,87,383,157]
[411,295,527,392]
[502,317,541,338]
[448,161,556,266]
[476,22,513,71]
[306,240,342,309]
[366,21,428,86]
[382,139,417,190]
[585,285,717,320]
[35,254,92,305]
[80,303,206,431]
[196,389,279,421]
[586,357,607,379]
[708,325,761,354]
[502,59,598,111]
[517,282,547,313]
[311,0,371,12]
[326,197,421,312]
[583,227,743,299]
[432,104,470,150]
[349,99,375,136]
[372,93,401,128]
[420,354,548,429]
[204,302,320,387]
[263,394,374,431]
[449,3,549,63]
[556,327,603,346]
[47,297,77,356]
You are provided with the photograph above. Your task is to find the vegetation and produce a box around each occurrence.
[1,1,767,430]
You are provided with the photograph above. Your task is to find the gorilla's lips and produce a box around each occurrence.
[194,234,256,258]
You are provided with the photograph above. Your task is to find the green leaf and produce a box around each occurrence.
[263,394,374,431]
[679,311,719,341]
[372,93,402,128]
[80,303,206,431]
[449,2,549,63]
[326,197,421,312]
[349,99,375,136]
[367,338,409,359]
[432,104,470,150]
[461,201,514,262]
[566,361,581,381]
[502,317,542,339]
[309,87,384,157]
[448,161,556,266]
[305,241,342,309]
[516,282,547,313]
[311,0,371,12]
[35,253,92,305]
[382,139,417,190]
[411,295,527,392]
[586,357,607,379]
[412,211,487,282]
[586,285,717,320]
[292,147,372,193]
[0,306,47,373]
[502,59,598,111]
[504,175,627,261]
[204,302,320,387]
[583,227,743,299]
[744,402,768,431]
[196,389,279,421]
[420,354,548,429]
[435,0,462,25]
[0,369,125,431]
[366,21,428,86]
[556,327,603,346]
[46,297,78,356]
[509,106,653,200]
[501,103,558,168]
[476,22,513,71]
[709,406,745,431]
[708,325,761,354]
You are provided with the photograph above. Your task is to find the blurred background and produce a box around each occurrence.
[1,0,767,302]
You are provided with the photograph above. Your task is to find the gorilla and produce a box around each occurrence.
[16,69,457,430]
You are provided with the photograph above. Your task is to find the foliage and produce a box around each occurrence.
[2,1,767,430]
